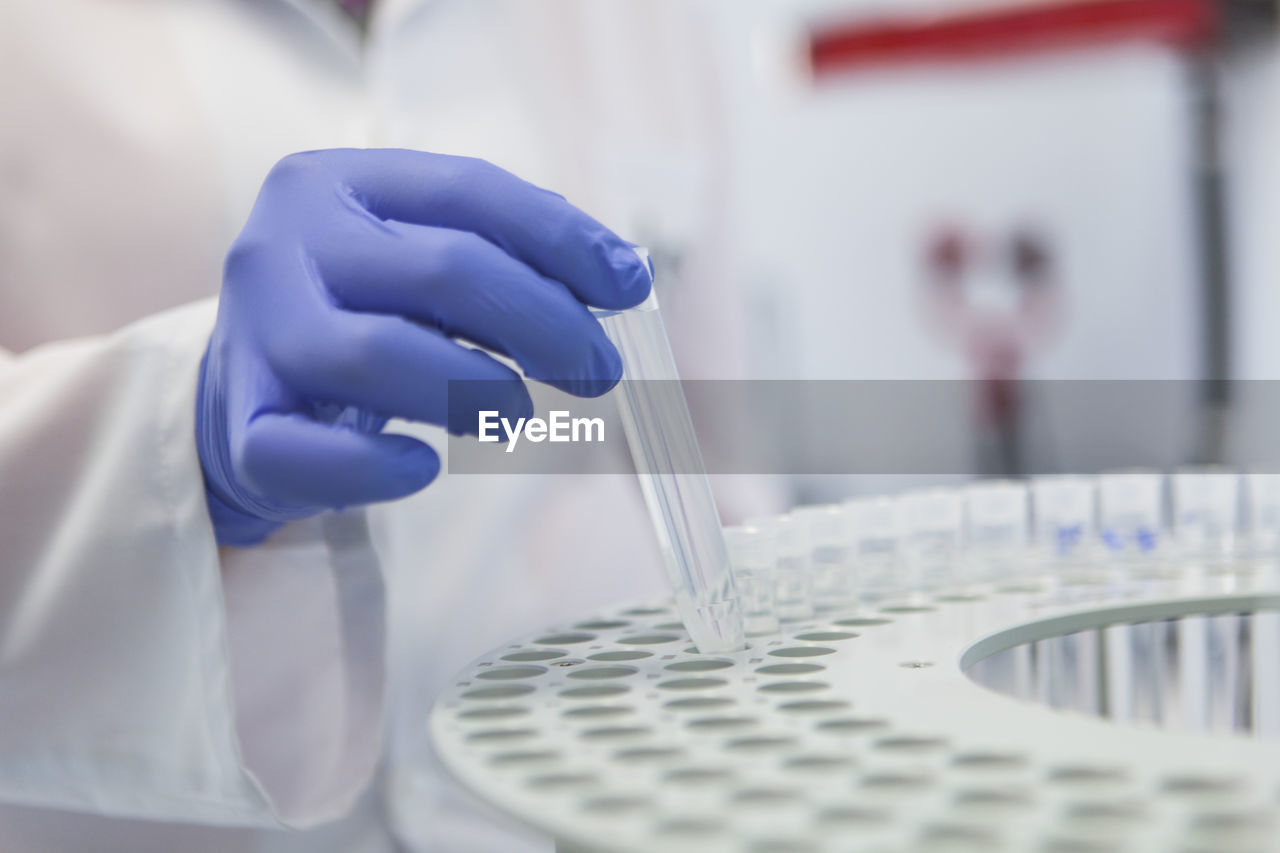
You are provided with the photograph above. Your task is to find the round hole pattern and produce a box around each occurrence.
[755,663,826,676]
[616,633,681,645]
[434,588,1280,853]
[657,677,728,691]
[475,665,546,681]
[566,665,637,681]
[587,650,652,662]
[757,681,829,694]
[768,646,837,658]
[664,659,734,672]
[500,649,566,662]
[793,631,859,642]
[559,685,629,700]
[457,706,530,721]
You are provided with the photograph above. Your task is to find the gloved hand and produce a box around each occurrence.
[197,148,652,546]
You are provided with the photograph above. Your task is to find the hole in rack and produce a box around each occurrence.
[1047,765,1129,785]
[664,697,736,712]
[834,617,892,627]
[756,663,825,676]
[587,650,652,662]
[466,729,538,744]
[562,705,634,720]
[474,665,547,681]
[619,607,669,616]
[652,621,686,631]
[686,716,758,731]
[580,726,652,742]
[768,646,837,658]
[778,700,851,715]
[874,735,947,753]
[574,620,630,630]
[725,735,798,753]
[1161,774,1241,796]
[489,750,560,766]
[461,685,535,701]
[732,788,801,806]
[614,746,684,764]
[784,755,855,773]
[794,631,859,642]
[665,659,734,672]
[665,767,735,786]
[751,840,818,853]
[817,805,889,826]
[458,706,530,721]
[859,771,934,791]
[533,632,596,645]
[950,752,1028,770]
[880,606,936,614]
[817,717,890,735]
[656,677,729,691]
[559,684,629,700]
[500,649,567,662]
[616,633,681,645]
[757,681,829,694]
[565,665,638,681]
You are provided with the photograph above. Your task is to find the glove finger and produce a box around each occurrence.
[321,148,653,310]
[236,413,440,510]
[317,223,622,398]
[266,309,534,434]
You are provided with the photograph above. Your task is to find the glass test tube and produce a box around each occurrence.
[844,496,902,598]
[1246,473,1280,554]
[1097,470,1164,558]
[900,488,964,591]
[1030,475,1095,565]
[771,514,815,622]
[793,504,855,610]
[963,480,1028,583]
[723,524,780,637]
[1172,467,1239,559]
[592,286,745,654]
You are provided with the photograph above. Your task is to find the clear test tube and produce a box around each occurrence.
[1171,467,1239,560]
[963,480,1029,583]
[770,514,815,622]
[792,504,855,611]
[1245,473,1280,555]
[900,488,964,591]
[591,284,744,654]
[844,496,902,599]
[722,524,781,637]
[1097,470,1165,560]
[1030,475,1096,566]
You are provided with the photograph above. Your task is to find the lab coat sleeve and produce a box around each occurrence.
[0,298,385,828]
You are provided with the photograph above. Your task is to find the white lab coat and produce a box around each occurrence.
[0,0,753,850]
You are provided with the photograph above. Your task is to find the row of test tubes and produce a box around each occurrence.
[722,469,1280,637]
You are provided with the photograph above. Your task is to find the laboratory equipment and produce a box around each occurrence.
[844,495,903,597]
[1171,467,1239,559]
[792,503,855,610]
[769,514,815,622]
[723,524,781,637]
[1098,470,1165,558]
[900,488,964,590]
[592,276,744,654]
[1030,474,1096,564]
[963,480,1029,582]
[1247,472,1280,554]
